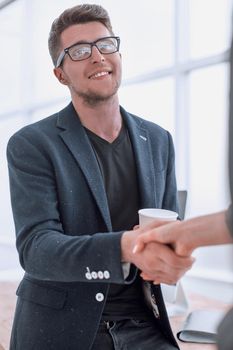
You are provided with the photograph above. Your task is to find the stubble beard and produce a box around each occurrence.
[73,80,121,108]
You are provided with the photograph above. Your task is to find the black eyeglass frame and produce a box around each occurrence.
[55,36,120,68]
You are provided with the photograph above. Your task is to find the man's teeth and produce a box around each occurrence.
[92,71,109,78]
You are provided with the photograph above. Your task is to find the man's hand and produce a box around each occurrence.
[133,240,193,284]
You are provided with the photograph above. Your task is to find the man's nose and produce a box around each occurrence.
[91,45,105,63]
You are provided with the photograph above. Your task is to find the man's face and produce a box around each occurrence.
[55,21,122,105]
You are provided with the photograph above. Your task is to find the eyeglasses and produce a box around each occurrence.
[55,36,120,68]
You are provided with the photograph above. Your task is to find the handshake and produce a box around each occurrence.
[121,208,232,285]
[121,208,195,286]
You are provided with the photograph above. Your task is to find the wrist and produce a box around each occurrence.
[121,230,138,263]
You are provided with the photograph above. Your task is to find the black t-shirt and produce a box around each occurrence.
[85,123,153,320]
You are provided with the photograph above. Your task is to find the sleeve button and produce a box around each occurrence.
[97,271,104,279]
[85,272,92,280]
[103,271,110,279]
[91,271,98,279]
[95,293,104,302]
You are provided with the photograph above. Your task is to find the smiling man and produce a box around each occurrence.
[7,4,193,350]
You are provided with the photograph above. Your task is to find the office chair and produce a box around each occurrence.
[178,190,187,220]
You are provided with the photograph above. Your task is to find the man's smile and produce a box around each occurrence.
[88,70,112,79]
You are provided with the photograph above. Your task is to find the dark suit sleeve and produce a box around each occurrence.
[7,131,125,283]
[217,307,233,350]
[226,32,233,238]
[225,205,233,236]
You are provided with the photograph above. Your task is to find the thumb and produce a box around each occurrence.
[132,220,174,253]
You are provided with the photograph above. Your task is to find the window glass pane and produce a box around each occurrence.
[110,0,174,79]
[189,64,230,217]
[0,1,23,112]
[189,0,233,59]
[24,0,75,105]
[119,79,175,135]
[31,98,70,123]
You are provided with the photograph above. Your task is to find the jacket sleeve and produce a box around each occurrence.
[7,130,127,283]
[226,205,233,237]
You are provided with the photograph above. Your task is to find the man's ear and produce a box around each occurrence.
[53,67,68,85]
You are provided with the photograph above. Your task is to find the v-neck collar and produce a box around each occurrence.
[84,123,127,148]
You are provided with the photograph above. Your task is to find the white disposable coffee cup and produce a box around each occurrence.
[138,208,178,227]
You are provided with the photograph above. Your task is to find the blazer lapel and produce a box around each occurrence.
[121,107,157,209]
[57,103,112,230]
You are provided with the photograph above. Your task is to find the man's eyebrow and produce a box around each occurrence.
[68,40,91,47]
[67,37,107,48]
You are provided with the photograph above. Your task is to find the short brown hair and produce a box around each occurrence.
[48,4,114,66]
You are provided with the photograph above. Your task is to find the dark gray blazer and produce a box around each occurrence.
[7,103,179,349]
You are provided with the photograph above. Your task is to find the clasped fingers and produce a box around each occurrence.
[132,241,195,284]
